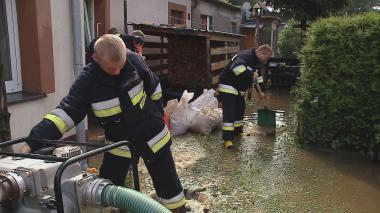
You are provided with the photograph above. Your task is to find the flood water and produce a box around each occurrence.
[165,90,380,212]
[89,90,380,212]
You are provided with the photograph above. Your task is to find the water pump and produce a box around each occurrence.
[0,138,170,213]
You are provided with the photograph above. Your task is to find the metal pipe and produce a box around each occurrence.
[26,139,105,148]
[71,0,87,169]
[0,152,67,162]
[0,137,27,148]
[54,141,130,213]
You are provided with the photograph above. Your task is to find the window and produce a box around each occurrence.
[168,2,187,28]
[0,0,21,93]
[170,10,185,26]
[231,22,237,33]
[200,15,212,31]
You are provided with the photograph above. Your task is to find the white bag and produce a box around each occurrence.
[190,89,218,112]
[169,90,197,136]
[164,99,178,115]
[189,107,223,135]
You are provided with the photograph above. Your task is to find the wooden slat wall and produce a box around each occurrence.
[143,36,168,77]
[210,38,240,88]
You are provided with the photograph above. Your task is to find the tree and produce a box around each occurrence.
[265,0,350,31]
[343,0,379,14]
[277,19,302,58]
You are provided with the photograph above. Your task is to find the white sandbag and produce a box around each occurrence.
[170,90,196,136]
[164,99,178,115]
[190,89,218,112]
[189,107,223,135]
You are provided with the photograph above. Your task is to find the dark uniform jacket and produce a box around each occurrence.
[27,51,167,160]
[219,49,264,95]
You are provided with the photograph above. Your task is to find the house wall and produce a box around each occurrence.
[192,0,241,33]
[126,0,168,26]
[126,0,191,31]
[8,0,84,150]
[169,0,191,27]
[109,0,125,32]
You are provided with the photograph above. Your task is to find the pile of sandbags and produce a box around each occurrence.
[164,89,222,136]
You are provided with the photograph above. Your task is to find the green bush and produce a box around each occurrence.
[277,19,302,58]
[293,13,380,157]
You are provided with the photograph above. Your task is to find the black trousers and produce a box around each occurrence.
[98,142,183,203]
[220,92,246,141]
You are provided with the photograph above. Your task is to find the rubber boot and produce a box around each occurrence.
[223,140,234,149]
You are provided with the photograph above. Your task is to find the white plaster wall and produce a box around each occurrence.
[109,0,125,32]
[9,0,86,150]
[126,0,168,25]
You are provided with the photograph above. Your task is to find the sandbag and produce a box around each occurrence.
[190,89,218,112]
[169,90,196,136]
[189,107,222,135]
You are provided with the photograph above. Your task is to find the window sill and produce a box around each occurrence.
[7,92,47,105]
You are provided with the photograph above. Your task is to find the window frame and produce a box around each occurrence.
[3,0,22,94]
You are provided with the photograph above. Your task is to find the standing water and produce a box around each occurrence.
[138,90,380,213]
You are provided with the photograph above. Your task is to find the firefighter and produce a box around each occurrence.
[219,44,272,149]
[85,28,145,64]
[20,34,186,212]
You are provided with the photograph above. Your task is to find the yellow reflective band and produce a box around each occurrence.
[93,105,122,117]
[223,126,235,131]
[219,88,238,95]
[140,92,146,109]
[151,131,171,153]
[232,65,247,75]
[108,148,132,158]
[131,89,144,106]
[151,92,162,101]
[164,197,186,210]
[234,121,243,127]
[44,114,68,134]
[219,84,239,95]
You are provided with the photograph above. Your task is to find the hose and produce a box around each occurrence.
[101,185,170,213]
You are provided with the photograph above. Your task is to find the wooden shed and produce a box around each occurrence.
[132,24,244,91]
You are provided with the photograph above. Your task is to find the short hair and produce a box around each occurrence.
[107,27,119,34]
[256,44,273,56]
[94,34,127,62]
[131,30,145,40]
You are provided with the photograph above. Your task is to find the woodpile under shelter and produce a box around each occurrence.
[132,24,245,94]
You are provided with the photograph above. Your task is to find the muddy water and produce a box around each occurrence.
[165,90,380,212]
[89,90,380,212]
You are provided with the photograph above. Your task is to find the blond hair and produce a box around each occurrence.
[94,34,127,62]
[256,44,273,56]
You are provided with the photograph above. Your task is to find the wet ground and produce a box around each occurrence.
[90,90,380,213]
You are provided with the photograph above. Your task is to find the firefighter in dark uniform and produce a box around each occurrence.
[219,44,272,149]
[21,34,186,212]
[85,28,145,64]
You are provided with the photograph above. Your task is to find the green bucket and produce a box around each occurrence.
[257,108,276,128]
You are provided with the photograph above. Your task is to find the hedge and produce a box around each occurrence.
[293,13,380,158]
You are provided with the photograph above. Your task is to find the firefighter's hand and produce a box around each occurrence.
[20,144,32,153]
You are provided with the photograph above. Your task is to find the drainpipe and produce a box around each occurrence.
[71,0,88,169]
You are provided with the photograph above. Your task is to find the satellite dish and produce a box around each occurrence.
[241,2,252,23]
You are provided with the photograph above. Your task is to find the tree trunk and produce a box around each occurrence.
[0,51,12,152]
